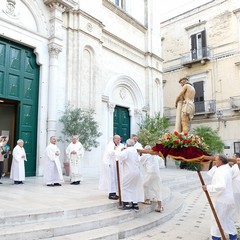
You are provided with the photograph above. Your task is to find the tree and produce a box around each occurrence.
[191,126,224,154]
[59,104,102,151]
[137,113,170,147]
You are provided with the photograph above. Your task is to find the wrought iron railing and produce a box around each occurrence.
[230,96,240,110]
[194,100,216,115]
[180,47,211,65]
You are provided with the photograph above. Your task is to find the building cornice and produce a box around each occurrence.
[102,0,147,33]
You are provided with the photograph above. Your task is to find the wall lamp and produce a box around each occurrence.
[216,110,227,128]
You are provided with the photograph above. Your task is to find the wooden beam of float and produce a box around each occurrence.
[137,149,236,164]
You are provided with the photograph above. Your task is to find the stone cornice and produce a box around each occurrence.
[185,20,207,31]
[102,0,147,33]
[73,9,105,28]
[44,0,77,11]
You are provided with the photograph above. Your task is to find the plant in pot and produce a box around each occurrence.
[59,104,102,175]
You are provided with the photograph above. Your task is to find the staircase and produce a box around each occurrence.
[0,168,207,240]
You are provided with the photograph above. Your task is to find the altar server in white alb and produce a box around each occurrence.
[44,136,64,187]
[140,145,165,212]
[66,135,84,185]
[202,154,237,240]
[118,138,144,211]
[10,139,27,184]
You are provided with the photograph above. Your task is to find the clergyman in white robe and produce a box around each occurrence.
[66,135,84,184]
[118,138,144,210]
[203,154,237,240]
[99,135,123,199]
[44,136,64,186]
[10,139,27,184]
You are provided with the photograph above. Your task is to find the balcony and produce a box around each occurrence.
[194,100,216,116]
[180,47,211,67]
[230,96,240,111]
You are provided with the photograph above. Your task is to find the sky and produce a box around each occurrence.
[159,0,212,21]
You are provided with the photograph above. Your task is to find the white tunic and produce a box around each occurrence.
[207,164,237,237]
[99,141,123,193]
[140,154,164,201]
[10,145,26,181]
[231,164,240,221]
[44,143,64,184]
[66,141,84,182]
[119,146,144,203]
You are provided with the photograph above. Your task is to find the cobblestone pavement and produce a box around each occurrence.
[125,189,212,240]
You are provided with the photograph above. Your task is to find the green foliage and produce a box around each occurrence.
[59,104,102,151]
[137,113,169,147]
[191,126,224,154]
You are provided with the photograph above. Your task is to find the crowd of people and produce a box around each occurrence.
[0,134,85,186]
[1,133,240,239]
[99,134,165,213]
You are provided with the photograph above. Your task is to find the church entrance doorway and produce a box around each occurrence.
[113,106,130,144]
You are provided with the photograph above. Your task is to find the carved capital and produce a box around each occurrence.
[48,43,62,58]
[108,102,115,113]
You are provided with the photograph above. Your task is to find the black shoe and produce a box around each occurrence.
[14,181,20,184]
[132,204,139,212]
[108,195,119,200]
[71,182,76,185]
[122,205,132,211]
[47,184,54,187]
[19,181,24,184]
[0,182,2,184]
[54,183,61,186]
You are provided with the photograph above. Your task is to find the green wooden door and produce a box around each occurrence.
[113,106,130,143]
[0,37,39,176]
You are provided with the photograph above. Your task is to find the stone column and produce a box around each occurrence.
[47,43,62,139]
[44,0,77,139]
[108,102,115,137]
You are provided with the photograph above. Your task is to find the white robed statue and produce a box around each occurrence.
[44,136,64,186]
[66,135,84,185]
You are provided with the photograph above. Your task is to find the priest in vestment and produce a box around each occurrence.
[66,135,84,185]
[10,139,27,184]
[44,136,64,186]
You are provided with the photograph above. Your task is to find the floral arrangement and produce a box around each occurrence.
[159,131,209,153]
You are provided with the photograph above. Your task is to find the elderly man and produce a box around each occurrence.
[99,134,123,200]
[10,139,27,184]
[118,138,143,211]
[202,154,237,240]
[66,135,84,185]
[131,134,143,150]
[175,77,195,134]
[44,136,64,187]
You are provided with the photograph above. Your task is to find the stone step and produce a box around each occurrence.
[43,191,183,240]
[0,187,172,240]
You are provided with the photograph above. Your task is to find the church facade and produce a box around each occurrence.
[0,0,163,177]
